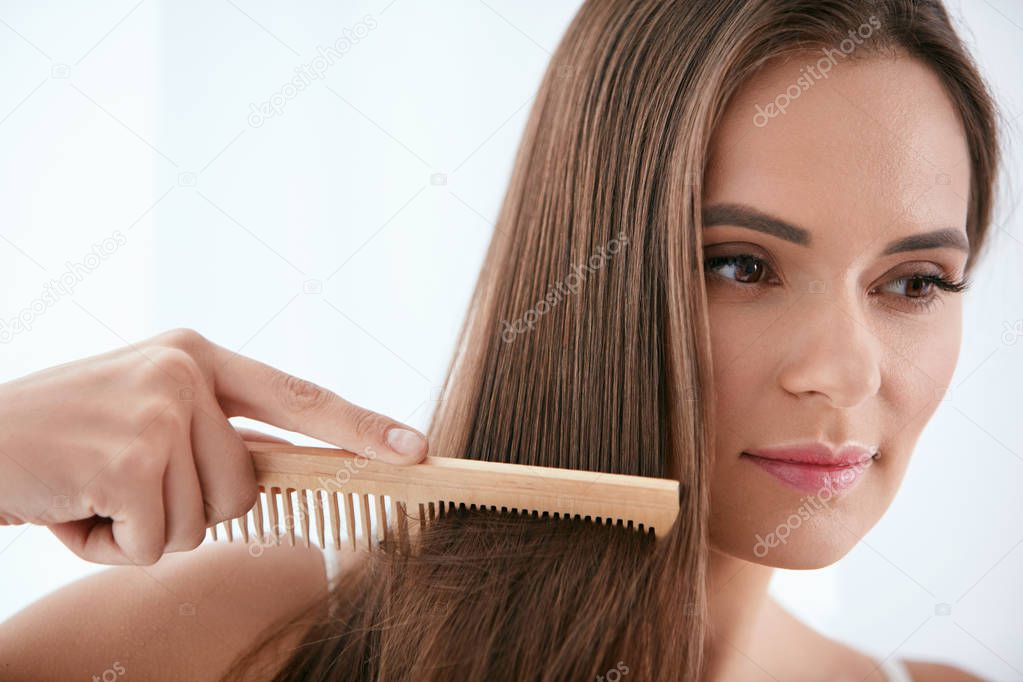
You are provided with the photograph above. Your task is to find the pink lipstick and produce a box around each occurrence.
[741,441,877,495]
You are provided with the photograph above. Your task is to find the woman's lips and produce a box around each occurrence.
[740,451,872,495]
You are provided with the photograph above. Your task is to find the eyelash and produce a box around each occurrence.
[702,253,971,312]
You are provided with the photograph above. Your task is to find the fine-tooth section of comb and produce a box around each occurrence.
[208,441,681,551]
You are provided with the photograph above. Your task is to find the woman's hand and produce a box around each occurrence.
[0,328,428,565]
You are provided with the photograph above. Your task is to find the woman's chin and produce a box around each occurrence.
[708,491,886,569]
[710,524,860,569]
[709,460,894,569]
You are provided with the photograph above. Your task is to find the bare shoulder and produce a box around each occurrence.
[0,541,328,682]
[902,659,987,681]
[753,599,983,682]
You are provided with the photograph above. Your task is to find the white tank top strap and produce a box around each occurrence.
[321,546,345,586]
[320,547,346,618]
[876,657,913,682]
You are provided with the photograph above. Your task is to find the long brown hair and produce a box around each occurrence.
[226,1,1000,679]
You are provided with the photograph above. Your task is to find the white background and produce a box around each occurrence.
[0,1,1020,679]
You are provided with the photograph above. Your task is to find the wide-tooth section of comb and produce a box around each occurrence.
[208,441,680,551]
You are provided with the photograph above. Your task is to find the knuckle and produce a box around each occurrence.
[350,406,389,443]
[131,403,165,434]
[149,347,203,387]
[81,480,110,515]
[152,402,190,436]
[113,444,165,483]
[133,401,187,441]
[275,373,332,417]
[158,327,207,354]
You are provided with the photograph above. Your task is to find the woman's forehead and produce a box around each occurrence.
[702,54,971,252]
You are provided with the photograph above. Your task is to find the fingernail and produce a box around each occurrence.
[386,428,427,458]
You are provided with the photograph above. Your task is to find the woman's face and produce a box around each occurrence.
[703,53,972,569]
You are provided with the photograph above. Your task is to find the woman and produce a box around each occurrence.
[0,0,1002,679]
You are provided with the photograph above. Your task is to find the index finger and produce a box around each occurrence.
[206,344,429,465]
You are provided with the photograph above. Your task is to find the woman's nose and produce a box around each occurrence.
[775,289,883,408]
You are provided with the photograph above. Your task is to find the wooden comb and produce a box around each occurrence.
[207,440,680,551]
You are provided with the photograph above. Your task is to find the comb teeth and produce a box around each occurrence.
[208,441,680,551]
[212,488,394,552]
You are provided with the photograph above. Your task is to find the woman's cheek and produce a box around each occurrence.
[871,302,964,479]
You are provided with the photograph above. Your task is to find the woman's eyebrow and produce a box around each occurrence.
[702,203,810,245]
[702,203,969,254]
[880,228,969,255]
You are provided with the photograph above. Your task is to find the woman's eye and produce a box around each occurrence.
[703,254,772,285]
[703,254,970,313]
[873,272,970,312]
[878,275,935,299]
